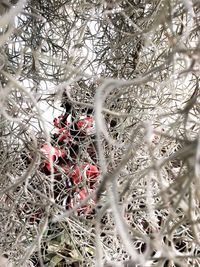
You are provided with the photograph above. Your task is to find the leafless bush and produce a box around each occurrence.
[0,0,200,266]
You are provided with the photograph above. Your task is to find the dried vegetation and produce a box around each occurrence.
[0,0,200,266]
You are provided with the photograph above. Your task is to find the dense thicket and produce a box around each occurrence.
[0,0,200,266]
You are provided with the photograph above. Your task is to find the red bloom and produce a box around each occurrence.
[78,187,87,200]
[41,144,60,161]
[65,164,99,187]
[53,114,72,129]
[69,165,82,185]
[85,164,99,181]
[57,128,72,143]
[40,144,67,172]
[68,187,95,215]
[53,116,63,128]
[76,116,96,136]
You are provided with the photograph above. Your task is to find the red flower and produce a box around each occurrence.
[69,187,95,215]
[41,144,60,161]
[53,114,72,129]
[85,164,99,180]
[69,165,82,185]
[40,144,67,172]
[76,116,96,136]
[53,116,63,128]
[57,128,72,143]
[78,187,87,200]
[65,164,99,187]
